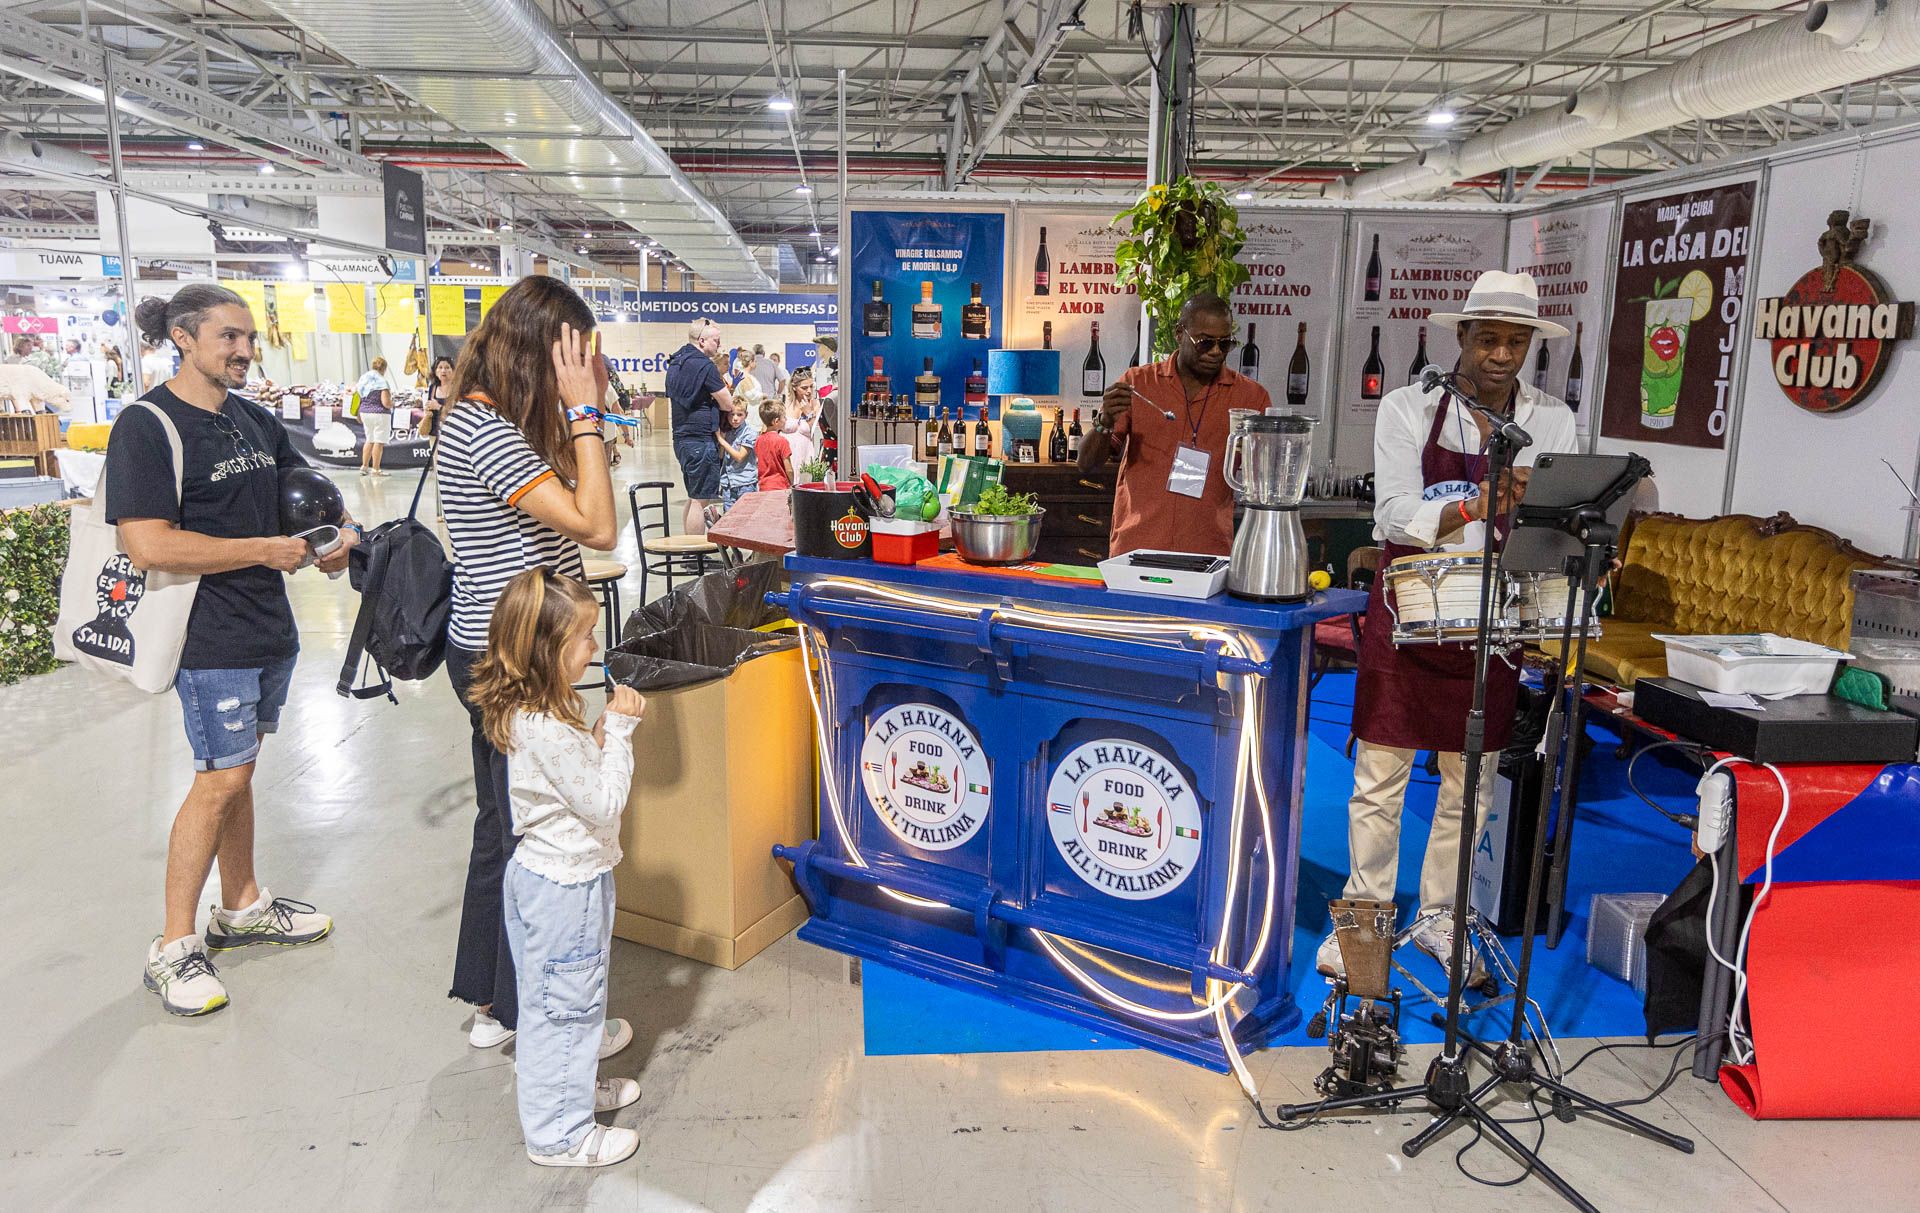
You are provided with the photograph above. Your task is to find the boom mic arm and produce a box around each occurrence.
[1419,364,1533,451]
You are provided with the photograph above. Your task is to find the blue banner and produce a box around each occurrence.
[848,210,1005,418]
[586,290,835,326]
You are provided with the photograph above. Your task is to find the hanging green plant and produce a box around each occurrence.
[1113,177,1251,357]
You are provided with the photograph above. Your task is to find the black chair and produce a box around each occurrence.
[628,481,721,605]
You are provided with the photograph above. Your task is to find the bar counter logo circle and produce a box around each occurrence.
[1047,740,1202,901]
[861,704,990,851]
[1749,210,1914,414]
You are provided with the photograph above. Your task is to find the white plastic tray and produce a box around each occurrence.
[1099,550,1230,600]
[1651,632,1852,697]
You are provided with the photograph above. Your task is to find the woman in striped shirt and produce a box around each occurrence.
[435,276,619,1050]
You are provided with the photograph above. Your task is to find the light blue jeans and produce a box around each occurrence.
[502,858,614,1155]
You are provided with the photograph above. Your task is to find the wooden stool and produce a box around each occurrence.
[581,556,628,648]
[628,481,721,605]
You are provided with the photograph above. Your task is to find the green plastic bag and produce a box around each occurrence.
[868,465,940,521]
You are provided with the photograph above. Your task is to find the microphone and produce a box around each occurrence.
[1421,364,1532,449]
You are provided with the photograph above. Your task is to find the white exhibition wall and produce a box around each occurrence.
[1728,137,1920,557]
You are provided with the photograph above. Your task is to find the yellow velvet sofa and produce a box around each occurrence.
[1569,511,1893,687]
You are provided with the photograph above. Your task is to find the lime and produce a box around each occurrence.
[1677,269,1714,323]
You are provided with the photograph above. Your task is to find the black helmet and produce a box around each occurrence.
[279,466,345,534]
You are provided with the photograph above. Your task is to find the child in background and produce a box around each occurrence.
[754,398,794,491]
[467,568,648,1170]
[782,372,819,472]
[716,400,757,508]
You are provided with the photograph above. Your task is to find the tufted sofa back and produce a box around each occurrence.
[1614,512,1889,649]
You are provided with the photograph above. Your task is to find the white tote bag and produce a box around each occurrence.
[53,400,201,693]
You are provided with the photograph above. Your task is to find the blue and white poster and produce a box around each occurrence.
[594,290,837,392]
[848,209,1006,418]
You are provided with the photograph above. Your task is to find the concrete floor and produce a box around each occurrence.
[4,430,1917,1211]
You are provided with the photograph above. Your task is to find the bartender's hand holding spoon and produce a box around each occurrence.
[1099,379,1134,427]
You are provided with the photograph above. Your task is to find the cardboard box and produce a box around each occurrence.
[611,644,816,969]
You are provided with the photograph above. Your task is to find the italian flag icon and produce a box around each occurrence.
[1173,825,1200,840]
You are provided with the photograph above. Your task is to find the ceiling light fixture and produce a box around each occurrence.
[498,220,513,232]
[1235,190,1253,201]
[768,95,795,112]
[258,162,275,175]
[1425,104,1458,127]
[186,140,206,151]
[795,184,813,195]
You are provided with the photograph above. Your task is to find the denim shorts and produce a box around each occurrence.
[173,653,298,772]
[674,435,723,500]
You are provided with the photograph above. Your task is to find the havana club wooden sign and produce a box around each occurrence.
[1751,210,1913,414]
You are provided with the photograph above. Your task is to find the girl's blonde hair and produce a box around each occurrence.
[466,567,599,752]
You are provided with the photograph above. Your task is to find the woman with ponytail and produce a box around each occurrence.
[432,275,619,1051]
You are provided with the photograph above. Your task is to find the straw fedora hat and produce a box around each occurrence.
[1426,270,1570,339]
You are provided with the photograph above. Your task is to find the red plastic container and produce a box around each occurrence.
[870,519,941,565]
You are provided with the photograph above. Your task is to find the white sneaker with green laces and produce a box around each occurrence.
[144,934,230,1016]
[204,887,332,950]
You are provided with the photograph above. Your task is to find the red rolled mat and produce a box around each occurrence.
[1719,880,1920,1118]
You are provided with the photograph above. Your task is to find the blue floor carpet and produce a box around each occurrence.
[862,670,1701,1057]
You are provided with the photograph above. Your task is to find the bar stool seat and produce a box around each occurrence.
[578,558,628,691]
[642,534,720,556]
[582,556,628,583]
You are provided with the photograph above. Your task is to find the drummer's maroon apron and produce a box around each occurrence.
[1352,393,1519,753]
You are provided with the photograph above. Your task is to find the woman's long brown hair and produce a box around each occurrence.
[447,275,596,481]
[466,567,599,752]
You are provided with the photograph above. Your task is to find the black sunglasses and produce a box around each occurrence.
[1184,334,1240,354]
[211,410,259,460]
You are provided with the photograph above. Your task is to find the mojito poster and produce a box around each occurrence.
[1600,181,1755,449]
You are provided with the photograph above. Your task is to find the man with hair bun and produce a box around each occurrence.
[106,284,358,1017]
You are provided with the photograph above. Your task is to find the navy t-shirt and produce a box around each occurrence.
[665,343,725,440]
[103,385,305,669]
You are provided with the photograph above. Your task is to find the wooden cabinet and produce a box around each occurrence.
[998,462,1116,567]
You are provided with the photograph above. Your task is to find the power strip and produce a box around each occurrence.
[1695,770,1733,852]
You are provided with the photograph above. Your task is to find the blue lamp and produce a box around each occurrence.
[986,347,1059,446]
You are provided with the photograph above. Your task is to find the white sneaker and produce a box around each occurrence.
[205,888,332,950]
[144,934,230,1016]
[1406,911,1488,989]
[1315,931,1345,979]
[469,1011,515,1049]
[528,1124,639,1169]
[595,1076,641,1113]
[599,1017,633,1060]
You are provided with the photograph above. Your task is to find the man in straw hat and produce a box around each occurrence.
[1318,270,1580,985]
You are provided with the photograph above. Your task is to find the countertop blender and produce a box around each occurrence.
[1224,411,1317,601]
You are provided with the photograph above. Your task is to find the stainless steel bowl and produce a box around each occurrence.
[949,509,1045,565]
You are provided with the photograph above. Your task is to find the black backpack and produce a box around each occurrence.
[337,449,453,701]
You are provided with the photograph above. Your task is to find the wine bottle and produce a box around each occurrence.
[974,406,992,456]
[1128,340,1140,370]
[864,355,890,405]
[962,281,990,340]
[937,407,954,458]
[1361,325,1384,400]
[1034,226,1051,296]
[1042,320,1053,350]
[1406,326,1428,387]
[1363,234,1382,302]
[1286,322,1310,407]
[912,281,941,339]
[1048,407,1068,462]
[921,400,940,455]
[964,357,987,406]
[1533,339,1550,389]
[914,356,941,411]
[863,279,890,338]
[1082,321,1106,397]
[1239,323,1260,376]
[1067,408,1083,458]
[1565,322,1585,412]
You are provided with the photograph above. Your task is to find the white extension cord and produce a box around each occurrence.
[1697,757,1791,1066]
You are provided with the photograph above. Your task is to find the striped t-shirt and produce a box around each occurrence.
[436,400,585,651]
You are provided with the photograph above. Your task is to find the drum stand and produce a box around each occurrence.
[1273,403,1681,1212]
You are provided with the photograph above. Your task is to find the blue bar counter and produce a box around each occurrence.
[772,555,1365,1072]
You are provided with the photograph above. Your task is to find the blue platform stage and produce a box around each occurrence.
[862,669,1700,1057]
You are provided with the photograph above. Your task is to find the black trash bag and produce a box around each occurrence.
[605,621,797,693]
[1498,681,1594,778]
[1642,856,1753,1041]
[623,562,788,637]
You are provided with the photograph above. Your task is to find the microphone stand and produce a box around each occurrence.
[1276,371,1605,1211]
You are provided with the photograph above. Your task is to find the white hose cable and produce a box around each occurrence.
[1696,756,1790,1067]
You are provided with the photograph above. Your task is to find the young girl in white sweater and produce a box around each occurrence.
[468,567,647,1168]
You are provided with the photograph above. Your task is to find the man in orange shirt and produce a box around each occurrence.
[1076,293,1271,556]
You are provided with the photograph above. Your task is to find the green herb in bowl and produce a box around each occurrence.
[968,484,1040,517]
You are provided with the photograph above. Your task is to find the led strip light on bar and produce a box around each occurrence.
[792,577,1287,1102]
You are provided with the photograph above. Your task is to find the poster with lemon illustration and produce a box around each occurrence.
[1602,180,1756,448]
